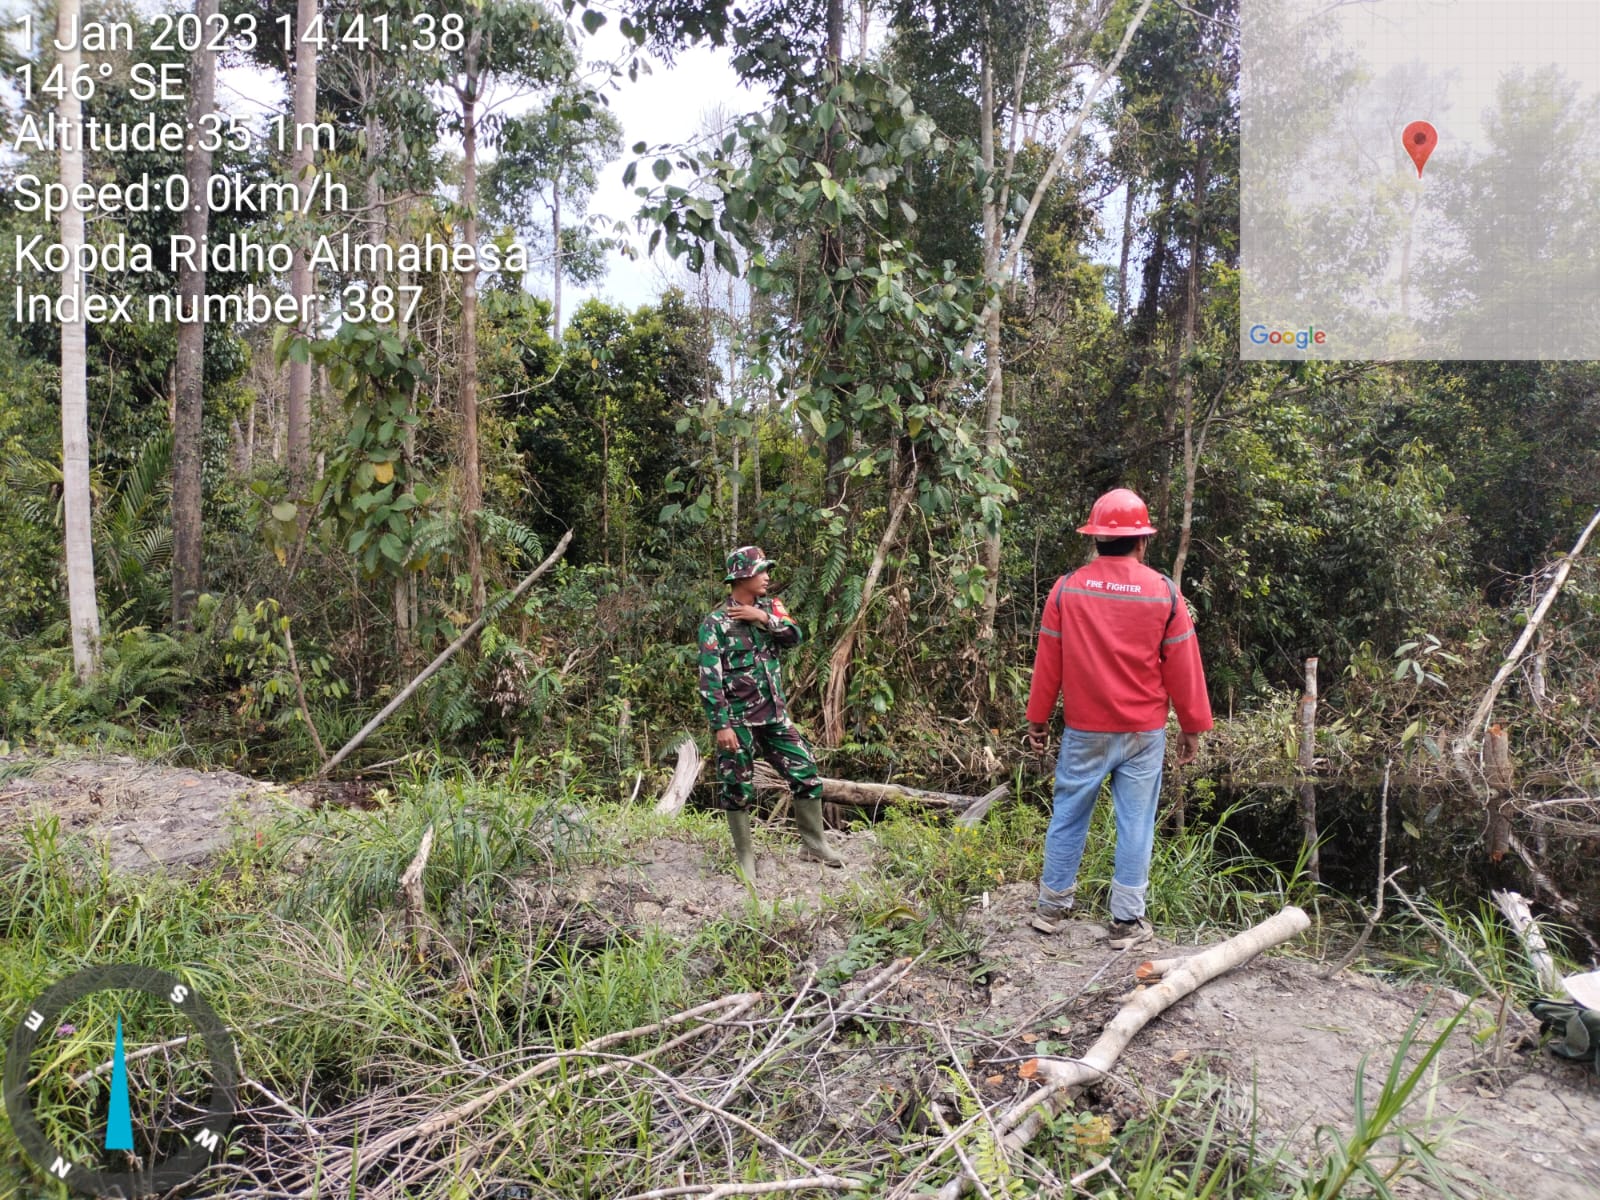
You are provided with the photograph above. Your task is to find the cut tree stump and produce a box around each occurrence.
[398,825,434,957]
[654,738,703,817]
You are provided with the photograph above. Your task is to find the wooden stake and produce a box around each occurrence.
[1298,656,1321,883]
[1484,724,1514,861]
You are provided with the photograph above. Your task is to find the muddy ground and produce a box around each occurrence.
[3,757,1597,1198]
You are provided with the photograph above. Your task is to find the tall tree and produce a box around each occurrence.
[487,99,622,333]
[458,19,487,609]
[433,2,570,611]
[286,0,318,484]
[1107,0,1238,589]
[172,0,219,626]
[891,0,1157,655]
[57,0,100,678]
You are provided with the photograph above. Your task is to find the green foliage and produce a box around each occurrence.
[516,294,713,566]
[275,772,589,928]
[281,323,439,579]
[1047,1068,1279,1200]
[0,429,177,627]
[874,794,1299,939]
[875,801,1042,903]
[220,597,349,728]
[0,625,192,745]
[1378,897,1550,1004]
[486,95,624,287]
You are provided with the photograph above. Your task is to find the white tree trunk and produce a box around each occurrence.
[286,0,318,484]
[58,0,100,680]
[551,183,562,334]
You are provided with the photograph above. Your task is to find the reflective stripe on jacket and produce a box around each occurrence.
[1025,556,1213,734]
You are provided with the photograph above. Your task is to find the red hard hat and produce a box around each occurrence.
[1077,488,1156,537]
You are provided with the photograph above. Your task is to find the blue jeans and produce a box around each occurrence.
[1038,727,1167,921]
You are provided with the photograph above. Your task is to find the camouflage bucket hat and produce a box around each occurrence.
[724,545,777,582]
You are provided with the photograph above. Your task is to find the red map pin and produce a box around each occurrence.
[1403,121,1438,177]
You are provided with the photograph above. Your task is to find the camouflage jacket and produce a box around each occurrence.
[697,596,803,729]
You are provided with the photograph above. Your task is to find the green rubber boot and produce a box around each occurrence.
[726,810,757,882]
[795,798,844,867]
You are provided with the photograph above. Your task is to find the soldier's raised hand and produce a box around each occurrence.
[726,603,767,624]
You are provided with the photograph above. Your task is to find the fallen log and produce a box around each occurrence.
[654,738,703,817]
[752,762,977,809]
[933,906,1312,1200]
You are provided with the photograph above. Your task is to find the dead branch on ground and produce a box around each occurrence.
[1491,889,1560,995]
[929,907,1312,1200]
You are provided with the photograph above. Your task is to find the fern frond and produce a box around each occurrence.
[819,541,847,594]
[478,509,544,566]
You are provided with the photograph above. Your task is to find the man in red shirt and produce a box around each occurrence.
[1024,489,1213,948]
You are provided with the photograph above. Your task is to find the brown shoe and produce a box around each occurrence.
[1105,917,1153,950]
[1031,904,1072,934]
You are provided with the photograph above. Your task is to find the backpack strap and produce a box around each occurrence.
[1159,572,1179,631]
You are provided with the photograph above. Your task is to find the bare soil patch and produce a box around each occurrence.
[0,754,309,871]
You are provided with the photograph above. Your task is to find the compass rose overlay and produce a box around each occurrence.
[4,964,239,1197]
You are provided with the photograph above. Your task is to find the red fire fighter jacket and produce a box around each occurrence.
[1025,555,1213,734]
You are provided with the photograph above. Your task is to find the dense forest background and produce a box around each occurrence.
[2,0,1598,913]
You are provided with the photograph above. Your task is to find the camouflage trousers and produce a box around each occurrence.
[714,719,823,813]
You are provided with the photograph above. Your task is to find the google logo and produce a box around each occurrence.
[1249,324,1327,349]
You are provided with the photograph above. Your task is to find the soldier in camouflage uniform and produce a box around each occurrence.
[699,546,843,880]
